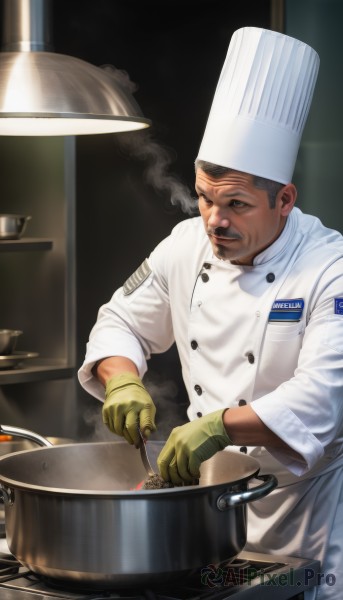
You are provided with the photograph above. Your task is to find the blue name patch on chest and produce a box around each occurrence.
[269,298,304,322]
[334,298,343,315]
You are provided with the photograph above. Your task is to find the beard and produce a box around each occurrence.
[214,242,230,260]
[207,227,243,261]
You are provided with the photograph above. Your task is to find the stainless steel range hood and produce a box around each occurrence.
[0,0,151,135]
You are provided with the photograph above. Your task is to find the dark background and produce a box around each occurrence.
[51,1,273,439]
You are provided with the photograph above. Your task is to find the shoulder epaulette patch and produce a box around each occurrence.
[123,259,152,296]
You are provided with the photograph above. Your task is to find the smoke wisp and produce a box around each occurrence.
[81,373,187,444]
[102,64,199,216]
[119,133,199,216]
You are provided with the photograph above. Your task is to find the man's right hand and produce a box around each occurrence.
[103,372,156,446]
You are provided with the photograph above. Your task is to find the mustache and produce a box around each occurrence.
[207,227,242,240]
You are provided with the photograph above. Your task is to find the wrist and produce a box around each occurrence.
[93,357,138,385]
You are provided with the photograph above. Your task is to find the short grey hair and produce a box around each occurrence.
[195,160,284,208]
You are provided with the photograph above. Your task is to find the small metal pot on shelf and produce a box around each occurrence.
[0,329,22,354]
[0,330,38,370]
[0,214,31,240]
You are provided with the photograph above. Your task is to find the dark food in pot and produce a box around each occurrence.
[142,473,175,489]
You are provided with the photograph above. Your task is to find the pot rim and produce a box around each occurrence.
[0,441,261,497]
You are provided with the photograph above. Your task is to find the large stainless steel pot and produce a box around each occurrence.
[0,425,277,588]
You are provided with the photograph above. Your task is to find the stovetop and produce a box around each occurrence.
[0,525,320,600]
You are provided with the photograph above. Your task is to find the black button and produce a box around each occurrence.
[191,340,198,350]
[197,412,203,418]
[203,263,211,269]
[194,384,203,395]
[201,273,209,282]
[240,447,247,454]
[238,399,247,406]
[266,272,275,283]
[247,353,255,364]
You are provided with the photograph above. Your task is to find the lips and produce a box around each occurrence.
[211,234,238,243]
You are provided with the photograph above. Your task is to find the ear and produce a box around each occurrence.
[278,183,297,216]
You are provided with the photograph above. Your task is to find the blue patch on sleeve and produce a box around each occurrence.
[334,298,343,315]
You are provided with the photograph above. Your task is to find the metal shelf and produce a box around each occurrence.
[0,361,75,384]
[0,238,53,251]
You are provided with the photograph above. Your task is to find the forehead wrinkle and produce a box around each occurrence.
[195,183,254,199]
[223,190,253,198]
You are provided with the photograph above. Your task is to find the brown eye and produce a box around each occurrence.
[230,200,245,208]
[200,196,212,206]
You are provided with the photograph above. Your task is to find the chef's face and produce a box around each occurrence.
[196,168,296,265]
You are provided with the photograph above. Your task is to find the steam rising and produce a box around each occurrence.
[83,403,116,442]
[102,64,199,216]
[118,132,198,216]
[144,375,186,439]
[101,64,138,94]
[82,374,187,443]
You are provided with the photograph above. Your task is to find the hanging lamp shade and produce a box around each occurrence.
[0,0,151,135]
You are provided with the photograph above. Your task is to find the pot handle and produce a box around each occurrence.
[216,473,278,511]
[0,424,53,447]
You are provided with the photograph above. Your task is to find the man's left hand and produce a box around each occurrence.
[157,409,232,485]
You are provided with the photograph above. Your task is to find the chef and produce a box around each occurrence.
[79,27,343,600]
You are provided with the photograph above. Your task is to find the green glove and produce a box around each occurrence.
[103,373,156,446]
[157,409,232,485]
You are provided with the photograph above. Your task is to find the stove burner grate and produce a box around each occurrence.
[35,557,287,597]
[142,558,289,600]
[0,549,320,600]
[0,551,21,581]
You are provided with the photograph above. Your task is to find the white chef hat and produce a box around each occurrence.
[197,27,320,184]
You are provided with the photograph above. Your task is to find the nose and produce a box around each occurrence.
[207,206,230,229]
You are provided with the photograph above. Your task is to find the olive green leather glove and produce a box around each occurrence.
[157,409,232,485]
[103,373,156,447]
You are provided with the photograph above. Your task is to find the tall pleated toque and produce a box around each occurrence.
[197,27,320,183]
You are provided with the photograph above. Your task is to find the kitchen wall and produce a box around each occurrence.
[285,0,343,233]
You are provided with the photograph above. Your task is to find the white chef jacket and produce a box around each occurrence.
[79,207,343,599]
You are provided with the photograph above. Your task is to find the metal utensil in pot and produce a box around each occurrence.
[138,427,155,477]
